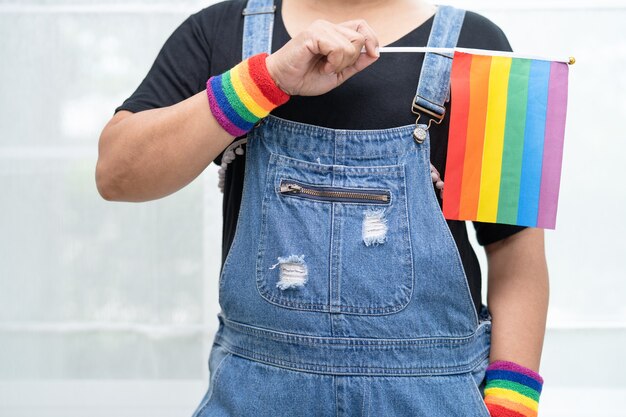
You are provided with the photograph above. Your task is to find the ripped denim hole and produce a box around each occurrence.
[269,254,308,290]
[362,207,388,246]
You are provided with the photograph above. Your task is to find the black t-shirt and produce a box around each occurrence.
[115,0,527,315]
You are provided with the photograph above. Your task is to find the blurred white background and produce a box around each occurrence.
[0,0,624,416]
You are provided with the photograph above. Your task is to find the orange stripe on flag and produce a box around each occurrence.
[459,55,492,219]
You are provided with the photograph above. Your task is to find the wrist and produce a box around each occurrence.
[484,360,544,417]
[265,53,291,96]
[205,52,291,137]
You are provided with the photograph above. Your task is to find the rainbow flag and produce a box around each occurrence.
[443,51,569,229]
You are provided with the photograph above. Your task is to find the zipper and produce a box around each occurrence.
[279,179,390,204]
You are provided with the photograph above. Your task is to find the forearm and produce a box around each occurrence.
[96,90,234,202]
[485,228,550,373]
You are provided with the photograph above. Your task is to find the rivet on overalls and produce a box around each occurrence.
[413,125,428,144]
[411,91,446,144]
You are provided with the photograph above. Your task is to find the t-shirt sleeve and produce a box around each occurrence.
[114,10,211,115]
[458,11,529,246]
[456,11,513,53]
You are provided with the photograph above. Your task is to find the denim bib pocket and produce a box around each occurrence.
[255,151,414,314]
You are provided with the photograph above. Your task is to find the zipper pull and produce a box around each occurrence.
[280,183,301,193]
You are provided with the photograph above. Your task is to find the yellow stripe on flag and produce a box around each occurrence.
[477,56,512,222]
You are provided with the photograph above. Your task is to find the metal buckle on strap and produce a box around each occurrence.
[242,5,276,15]
[410,96,445,144]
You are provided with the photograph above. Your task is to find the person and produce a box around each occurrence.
[96,0,550,415]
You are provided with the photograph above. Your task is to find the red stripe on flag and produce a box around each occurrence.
[443,51,472,219]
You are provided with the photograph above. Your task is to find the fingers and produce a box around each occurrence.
[320,27,356,74]
[337,19,380,59]
[333,21,380,76]
[304,19,379,76]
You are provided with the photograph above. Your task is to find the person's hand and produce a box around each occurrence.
[265,19,380,96]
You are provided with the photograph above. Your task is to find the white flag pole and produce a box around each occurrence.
[361,46,576,65]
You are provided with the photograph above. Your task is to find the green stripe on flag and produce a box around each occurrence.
[497,58,531,224]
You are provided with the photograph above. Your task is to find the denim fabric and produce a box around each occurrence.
[413,6,465,117]
[191,1,492,415]
[193,340,491,416]
[242,0,276,64]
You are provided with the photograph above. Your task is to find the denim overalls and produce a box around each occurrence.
[193,1,493,415]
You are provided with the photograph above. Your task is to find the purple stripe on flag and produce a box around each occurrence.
[537,62,569,229]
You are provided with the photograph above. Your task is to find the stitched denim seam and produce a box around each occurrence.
[218,344,490,374]
[264,114,418,139]
[272,144,415,160]
[277,153,407,174]
[255,150,278,303]
[221,316,490,347]
[398,163,415,315]
[218,137,251,294]
[254,287,414,313]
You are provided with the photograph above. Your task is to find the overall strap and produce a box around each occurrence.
[242,0,277,59]
[217,0,276,193]
[412,5,465,130]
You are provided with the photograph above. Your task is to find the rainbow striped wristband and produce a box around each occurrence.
[206,52,290,137]
[484,360,544,417]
